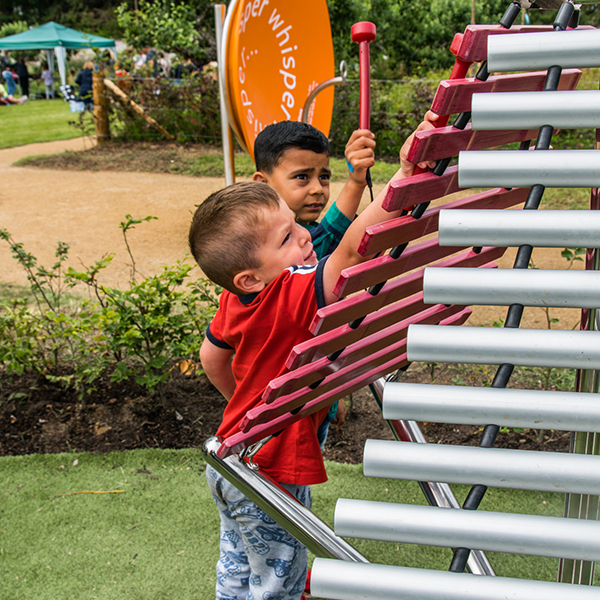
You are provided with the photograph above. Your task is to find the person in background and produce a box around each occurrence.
[157,52,169,76]
[0,81,26,105]
[15,59,29,98]
[75,61,94,107]
[2,65,17,96]
[41,64,54,99]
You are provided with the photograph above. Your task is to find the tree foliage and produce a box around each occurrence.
[327,0,600,77]
[2,0,598,75]
[327,0,511,76]
[0,0,124,37]
[0,20,28,38]
[115,0,216,63]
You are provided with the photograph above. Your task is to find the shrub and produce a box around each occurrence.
[109,71,222,144]
[0,217,221,406]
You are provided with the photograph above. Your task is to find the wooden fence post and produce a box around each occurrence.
[93,71,110,143]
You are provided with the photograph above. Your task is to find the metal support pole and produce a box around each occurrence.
[214,4,235,185]
[203,437,368,562]
[559,121,600,583]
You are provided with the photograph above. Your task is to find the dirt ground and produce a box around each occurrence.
[0,138,581,458]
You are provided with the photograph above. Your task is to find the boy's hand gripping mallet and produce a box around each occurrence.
[351,21,376,200]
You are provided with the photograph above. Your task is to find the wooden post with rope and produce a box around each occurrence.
[103,78,175,141]
[93,71,110,143]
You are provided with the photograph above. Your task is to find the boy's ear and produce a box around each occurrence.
[233,270,266,294]
[252,171,267,183]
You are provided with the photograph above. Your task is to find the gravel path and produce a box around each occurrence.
[0,138,583,330]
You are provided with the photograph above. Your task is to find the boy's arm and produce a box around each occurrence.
[322,114,438,306]
[333,129,376,221]
[199,337,236,401]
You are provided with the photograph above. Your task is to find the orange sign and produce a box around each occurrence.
[225,0,335,160]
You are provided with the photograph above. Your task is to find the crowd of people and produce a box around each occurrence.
[1,45,217,108]
[0,50,99,108]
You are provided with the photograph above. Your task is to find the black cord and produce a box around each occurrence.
[366,167,374,202]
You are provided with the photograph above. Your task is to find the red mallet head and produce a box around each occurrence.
[351,21,377,44]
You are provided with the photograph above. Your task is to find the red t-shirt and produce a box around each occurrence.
[207,259,330,485]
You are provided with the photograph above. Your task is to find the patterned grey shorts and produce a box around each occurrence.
[206,465,311,600]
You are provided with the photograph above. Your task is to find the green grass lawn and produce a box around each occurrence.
[2,449,594,600]
[0,99,84,149]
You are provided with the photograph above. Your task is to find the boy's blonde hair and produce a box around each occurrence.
[188,181,280,294]
[83,61,95,70]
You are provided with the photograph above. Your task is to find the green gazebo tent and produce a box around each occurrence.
[0,21,116,87]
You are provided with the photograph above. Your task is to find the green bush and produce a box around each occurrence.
[99,64,597,155]
[108,71,222,144]
[0,217,221,405]
[0,20,29,38]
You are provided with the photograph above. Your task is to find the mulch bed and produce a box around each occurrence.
[1,362,570,460]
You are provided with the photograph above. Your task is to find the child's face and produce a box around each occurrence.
[257,148,331,224]
[251,198,317,288]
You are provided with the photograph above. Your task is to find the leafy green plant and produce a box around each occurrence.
[104,71,221,145]
[0,228,107,402]
[0,217,221,406]
[561,247,585,269]
[66,215,221,401]
[0,20,29,38]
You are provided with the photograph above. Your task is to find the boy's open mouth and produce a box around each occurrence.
[305,203,324,211]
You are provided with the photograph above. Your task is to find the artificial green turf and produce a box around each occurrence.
[0,99,84,149]
[3,449,596,600]
[2,449,220,600]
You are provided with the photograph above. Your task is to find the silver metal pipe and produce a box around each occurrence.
[363,439,600,495]
[423,267,600,309]
[407,324,600,370]
[218,0,248,153]
[438,209,600,248]
[458,150,600,189]
[471,90,600,130]
[370,379,458,509]
[335,500,600,560]
[369,378,496,577]
[383,382,600,432]
[310,558,600,600]
[302,61,347,124]
[202,437,368,562]
[214,4,235,185]
[487,29,600,72]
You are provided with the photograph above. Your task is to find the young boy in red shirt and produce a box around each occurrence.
[189,118,435,600]
[252,121,376,443]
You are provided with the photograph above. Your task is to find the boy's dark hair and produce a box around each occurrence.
[254,121,331,174]
[188,181,280,294]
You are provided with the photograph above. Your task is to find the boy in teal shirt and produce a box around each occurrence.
[252,121,375,260]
